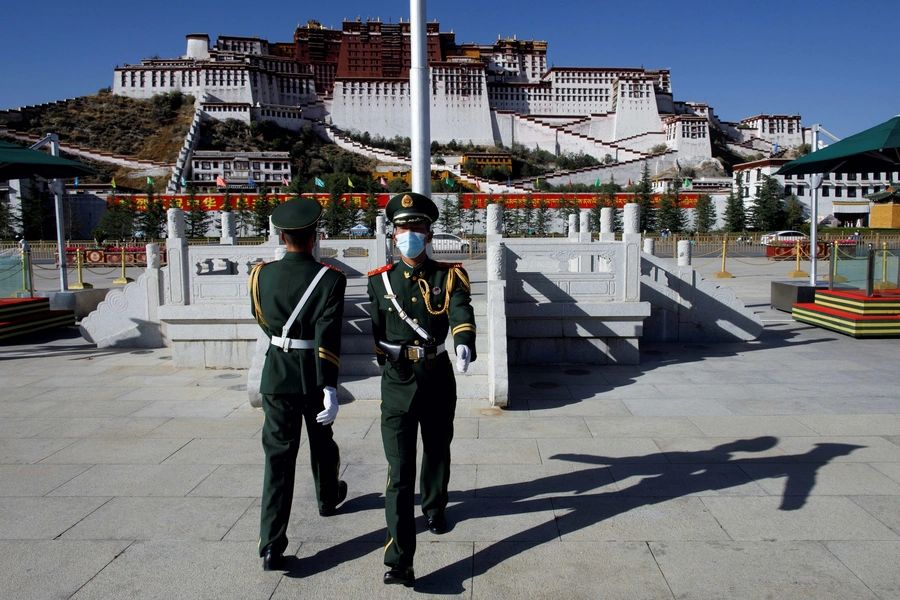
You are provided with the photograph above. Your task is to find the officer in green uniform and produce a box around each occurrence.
[249,197,348,571]
[366,192,477,587]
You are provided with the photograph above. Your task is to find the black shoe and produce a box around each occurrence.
[427,513,447,535]
[383,565,415,586]
[319,480,348,517]
[262,548,285,571]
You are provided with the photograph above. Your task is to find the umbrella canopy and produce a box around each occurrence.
[776,115,900,176]
[0,140,99,180]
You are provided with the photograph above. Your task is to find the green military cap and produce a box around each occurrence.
[271,197,323,231]
[385,192,439,226]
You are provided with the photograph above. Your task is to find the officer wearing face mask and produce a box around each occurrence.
[366,192,477,587]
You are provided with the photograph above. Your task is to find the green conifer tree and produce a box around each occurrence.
[692,193,717,233]
[749,175,785,231]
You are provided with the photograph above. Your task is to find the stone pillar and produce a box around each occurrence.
[579,209,591,242]
[220,212,236,245]
[623,203,640,236]
[267,216,283,246]
[622,203,641,301]
[375,214,389,266]
[144,243,163,322]
[274,247,287,261]
[486,203,502,246]
[643,238,655,255]
[567,214,578,240]
[600,207,615,242]
[165,209,190,306]
[677,240,692,267]
[487,241,506,282]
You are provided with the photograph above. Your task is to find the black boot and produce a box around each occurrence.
[383,565,415,586]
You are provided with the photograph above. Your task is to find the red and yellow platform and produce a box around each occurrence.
[793,289,900,337]
[0,298,75,341]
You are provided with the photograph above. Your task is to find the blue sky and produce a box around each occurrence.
[2,0,897,139]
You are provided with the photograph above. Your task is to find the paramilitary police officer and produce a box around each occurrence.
[249,197,348,572]
[366,192,477,587]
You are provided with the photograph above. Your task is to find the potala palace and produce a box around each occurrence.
[112,18,805,171]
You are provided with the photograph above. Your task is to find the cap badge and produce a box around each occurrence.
[401,195,414,208]
[433,286,441,294]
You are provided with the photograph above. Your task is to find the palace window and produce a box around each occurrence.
[847,188,857,198]
[822,186,830,197]
[835,187,842,198]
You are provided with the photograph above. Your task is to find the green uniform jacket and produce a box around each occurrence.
[367,258,477,410]
[250,252,346,394]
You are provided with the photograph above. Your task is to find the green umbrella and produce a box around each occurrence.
[0,140,99,180]
[776,115,900,176]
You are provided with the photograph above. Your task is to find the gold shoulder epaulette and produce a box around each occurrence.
[322,262,344,274]
[368,264,392,277]
[248,261,273,328]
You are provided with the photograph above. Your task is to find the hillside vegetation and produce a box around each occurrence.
[7,90,195,163]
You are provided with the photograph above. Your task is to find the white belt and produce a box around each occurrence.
[270,337,315,352]
[406,343,446,361]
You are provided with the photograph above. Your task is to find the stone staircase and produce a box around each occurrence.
[334,281,489,402]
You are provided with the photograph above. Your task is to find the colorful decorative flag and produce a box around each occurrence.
[147,177,154,185]
[347,177,354,188]
[379,177,388,187]
[507,177,511,186]
[282,175,289,186]
[774,142,779,153]
[74,177,78,187]
[595,178,600,186]
[216,175,227,187]
[445,177,454,187]
[110,178,116,189]
[248,176,256,186]
[315,177,325,188]
[181,177,187,187]
[535,177,540,187]
[627,179,632,186]
[683,178,691,188]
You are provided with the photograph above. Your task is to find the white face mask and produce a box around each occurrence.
[396,231,427,258]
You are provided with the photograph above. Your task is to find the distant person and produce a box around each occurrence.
[249,197,348,572]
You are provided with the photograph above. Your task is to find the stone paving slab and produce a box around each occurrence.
[0,463,90,496]
[0,496,110,539]
[70,540,284,600]
[60,496,254,541]
[553,496,731,542]
[470,541,674,600]
[700,496,900,541]
[47,464,218,497]
[0,540,131,600]
[650,541,880,600]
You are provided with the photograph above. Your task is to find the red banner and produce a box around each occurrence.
[107,192,698,211]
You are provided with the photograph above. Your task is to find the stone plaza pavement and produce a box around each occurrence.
[3,255,900,599]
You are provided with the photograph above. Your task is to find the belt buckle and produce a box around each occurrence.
[281,337,291,352]
[406,347,422,362]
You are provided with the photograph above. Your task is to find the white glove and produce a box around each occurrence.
[316,386,338,425]
[455,345,471,374]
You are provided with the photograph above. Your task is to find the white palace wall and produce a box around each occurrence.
[330,82,495,145]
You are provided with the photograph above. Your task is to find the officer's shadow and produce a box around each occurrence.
[280,437,862,592]
[412,436,863,594]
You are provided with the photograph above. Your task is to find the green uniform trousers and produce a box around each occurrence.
[259,391,341,557]
[381,358,457,567]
